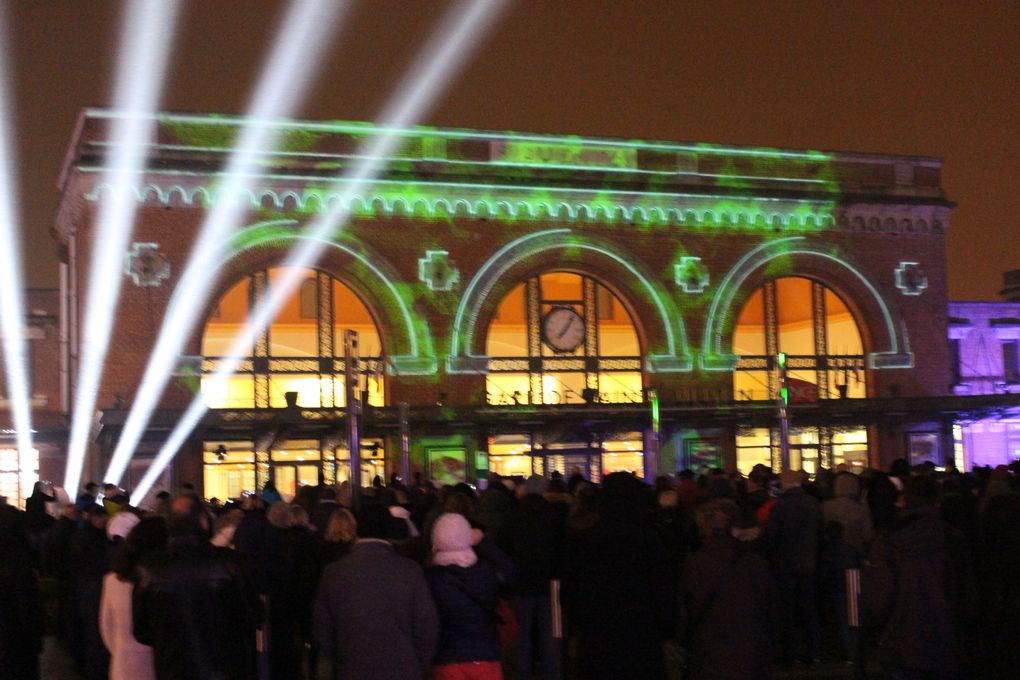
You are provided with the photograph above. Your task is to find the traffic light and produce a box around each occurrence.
[777,352,788,404]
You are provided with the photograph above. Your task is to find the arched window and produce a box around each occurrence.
[732,277,868,474]
[200,266,385,409]
[484,272,643,405]
[200,267,386,501]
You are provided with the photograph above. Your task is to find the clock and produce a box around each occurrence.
[542,306,585,352]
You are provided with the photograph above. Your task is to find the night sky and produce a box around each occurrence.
[8,0,1019,300]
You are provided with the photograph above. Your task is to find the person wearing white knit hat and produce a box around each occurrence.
[432,512,478,567]
[426,512,516,679]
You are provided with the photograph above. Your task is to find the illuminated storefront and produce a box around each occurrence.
[50,110,1019,499]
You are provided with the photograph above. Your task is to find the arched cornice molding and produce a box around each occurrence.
[702,236,912,371]
[224,219,436,375]
[447,228,692,374]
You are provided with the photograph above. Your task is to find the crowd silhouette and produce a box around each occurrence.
[1,458,1019,680]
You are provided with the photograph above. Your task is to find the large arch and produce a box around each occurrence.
[448,228,692,373]
[702,236,912,371]
[222,219,436,375]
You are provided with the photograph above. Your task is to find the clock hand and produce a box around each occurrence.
[557,317,574,339]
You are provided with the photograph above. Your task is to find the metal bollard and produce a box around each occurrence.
[846,568,866,678]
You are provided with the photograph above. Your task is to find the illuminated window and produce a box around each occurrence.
[1004,341,1019,383]
[202,441,256,501]
[735,426,868,474]
[733,277,866,401]
[732,277,869,473]
[484,272,642,405]
[950,339,962,385]
[0,447,39,509]
[201,267,384,409]
[299,278,318,319]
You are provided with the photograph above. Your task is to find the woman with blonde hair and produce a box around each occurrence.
[321,507,357,566]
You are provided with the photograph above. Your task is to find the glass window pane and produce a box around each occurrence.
[487,373,531,405]
[486,283,527,357]
[599,372,643,403]
[596,284,640,355]
[832,428,869,472]
[268,268,317,357]
[733,289,765,355]
[201,375,254,408]
[203,441,255,502]
[776,277,814,355]
[540,272,582,300]
[825,289,863,355]
[734,370,769,401]
[736,428,772,475]
[269,374,322,408]
[202,277,250,356]
[333,279,380,357]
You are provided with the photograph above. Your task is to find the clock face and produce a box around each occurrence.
[542,306,585,352]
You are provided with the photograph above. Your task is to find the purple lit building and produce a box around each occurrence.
[949,271,1020,468]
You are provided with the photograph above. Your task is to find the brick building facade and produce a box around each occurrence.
[39,109,990,499]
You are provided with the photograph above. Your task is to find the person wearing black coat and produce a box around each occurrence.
[864,475,976,679]
[0,505,45,680]
[678,498,780,680]
[505,475,564,680]
[760,470,823,665]
[67,504,112,680]
[563,473,674,680]
[975,479,1020,678]
[133,496,262,680]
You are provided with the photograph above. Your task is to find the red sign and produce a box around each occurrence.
[787,377,820,403]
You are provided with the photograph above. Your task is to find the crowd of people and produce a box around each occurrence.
[1,458,1018,680]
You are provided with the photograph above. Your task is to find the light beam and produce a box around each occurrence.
[104,0,351,488]
[0,6,34,502]
[63,0,183,496]
[131,0,510,505]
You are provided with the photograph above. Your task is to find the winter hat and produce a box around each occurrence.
[107,511,140,541]
[431,512,477,568]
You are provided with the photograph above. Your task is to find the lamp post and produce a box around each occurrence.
[777,352,791,471]
[344,330,361,508]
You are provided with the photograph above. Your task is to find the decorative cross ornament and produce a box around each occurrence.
[418,250,460,291]
[124,242,171,287]
[894,261,927,296]
[674,256,710,294]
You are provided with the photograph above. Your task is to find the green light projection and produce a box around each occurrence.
[226,219,437,375]
[84,175,837,231]
[82,112,929,385]
[702,236,913,371]
[674,257,710,294]
[447,229,692,374]
[418,250,460,292]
